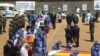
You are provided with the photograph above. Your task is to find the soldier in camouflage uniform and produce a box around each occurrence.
[13,17,19,33]
[0,8,3,34]
[21,16,25,28]
[9,21,14,39]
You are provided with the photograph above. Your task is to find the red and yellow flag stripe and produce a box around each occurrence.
[53,50,91,56]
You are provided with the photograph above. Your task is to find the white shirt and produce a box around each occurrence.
[35,20,40,29]
[20,43,28,56]
[86,13,92,19]
[14,39,18,46]
[76,8,80,13]
[23,31,27,36]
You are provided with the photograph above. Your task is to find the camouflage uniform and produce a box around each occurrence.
[0,9,3,34]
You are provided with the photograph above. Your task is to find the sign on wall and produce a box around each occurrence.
[82,4,87,10]
[44,4,48,11]
[16,1,35,10]
[94,0,100,10]
[63,4,68,11]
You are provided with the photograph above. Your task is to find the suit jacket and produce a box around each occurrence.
[4,43,14,56]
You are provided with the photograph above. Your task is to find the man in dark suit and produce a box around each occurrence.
[4,40,14,56]
[65,25,73,44]
[51,13,56,29]
[73,24,80,47]
[13,40,21,56]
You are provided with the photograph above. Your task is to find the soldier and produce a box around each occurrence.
[30,11,36,27]
[89,17,95,42]
[9,22,14,39]
[2,15,7,32]
[11,20,17,35]
[0,8,3,34]
[91,41,100,56]
[17,17,24,30]
[27,12,31,22]
[52,41,62,50]
[44,15,51,34]
[21,16,25,28]
[33,28,47,56]
[70,49,79,56]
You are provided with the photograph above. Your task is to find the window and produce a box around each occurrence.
[0,6,6,10]
[9,7,14,10]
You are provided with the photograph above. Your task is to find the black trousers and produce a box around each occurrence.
[52,22,56,29]
[58,19,62,23]
[3,24,6,32]
[75,37,79,47]
[66,37,72,43]
[0,26,2,34]
[90,32,94,42]
[95,17,99,22]
[82,17,85,23]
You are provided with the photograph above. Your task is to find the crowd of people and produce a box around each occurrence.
[1,6,99,56]
[3,10,61,56]
[65,9,100,48]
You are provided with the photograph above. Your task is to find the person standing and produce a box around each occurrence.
[95,10,99,23]
[0,8,3,34]
[2,15,7,32]
[44,15,51,34]
[89,17,95,42]
[82,11,86,23]
[57,12,62,23]
[51,13,56,29]
[33,28,47,56]
[9,22,14,39]
[66,13,73,26]
[73,25,80,47]
[0,16,3,34]
[72,13,79,25]
[65,25,73,44]
[91,41,100,56]
[14,40,21,56]
[4,40,14,56]
[85,10,92,24]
